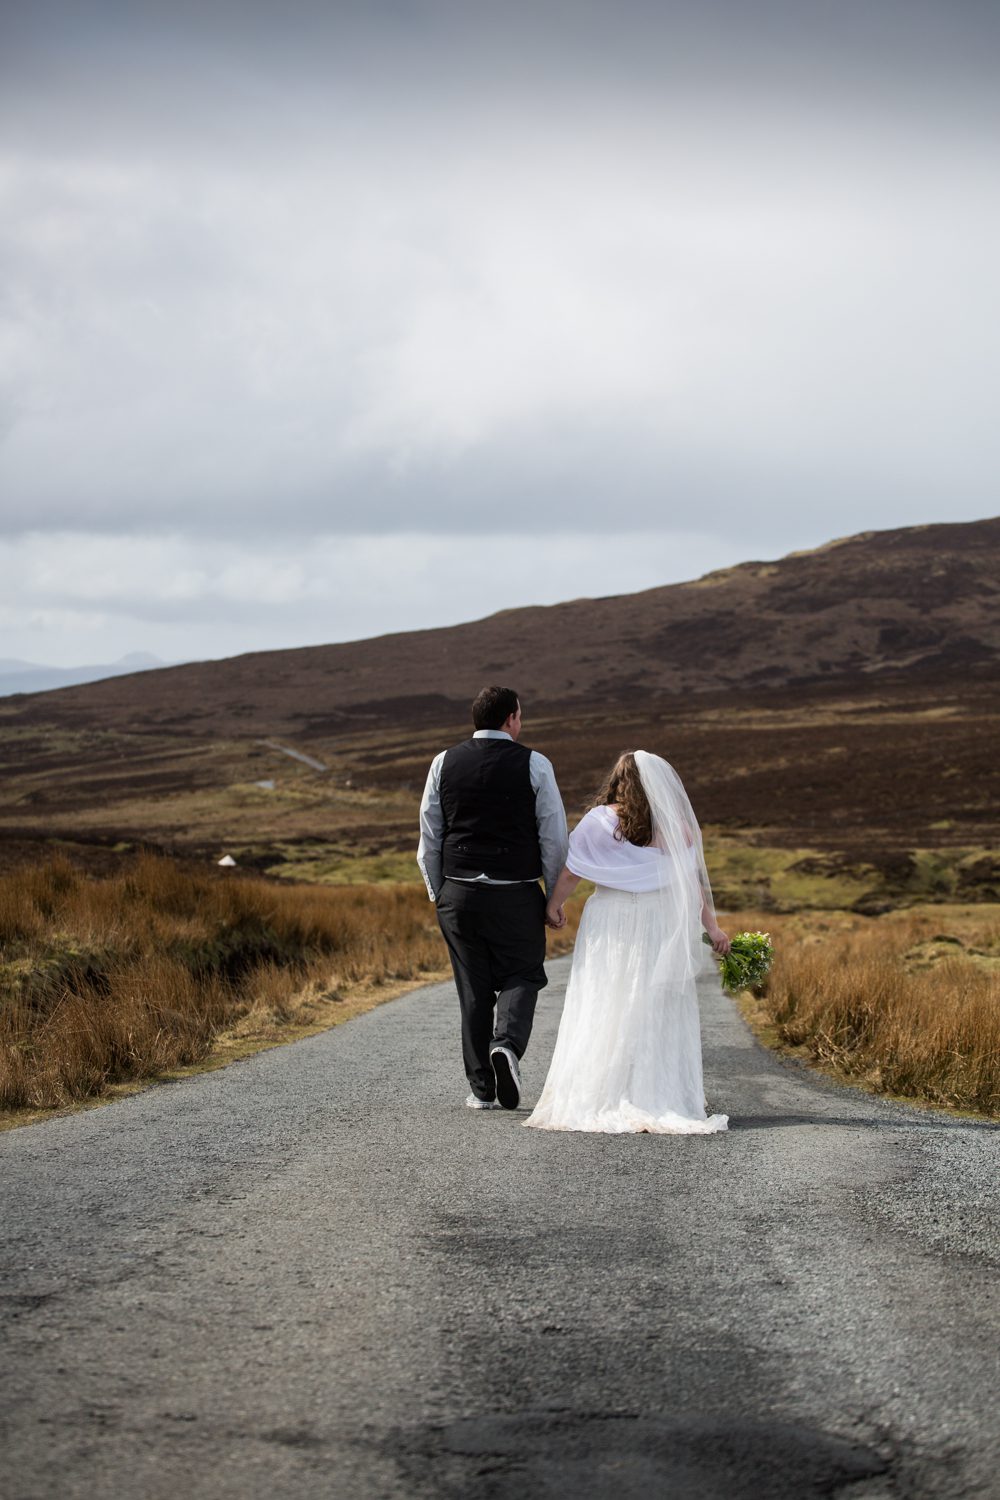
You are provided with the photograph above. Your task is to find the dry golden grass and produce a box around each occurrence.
[0,854,459,1113]
[725,905,1000,1116]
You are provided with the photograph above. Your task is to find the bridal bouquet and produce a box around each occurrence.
[703,929,774,994]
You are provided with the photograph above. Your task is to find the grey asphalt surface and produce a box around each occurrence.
[2,957,999,1500]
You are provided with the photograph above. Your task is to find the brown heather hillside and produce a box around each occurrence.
[2,518,998,737]
[0,517,998,900]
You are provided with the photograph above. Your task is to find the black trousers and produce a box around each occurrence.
[435,878,548,1100]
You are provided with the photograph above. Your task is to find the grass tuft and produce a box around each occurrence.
[0,855,453,1112]
[724,906,1000,1116]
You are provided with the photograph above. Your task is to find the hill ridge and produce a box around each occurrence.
[2,516,997,738]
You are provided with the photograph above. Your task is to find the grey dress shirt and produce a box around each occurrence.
[417,729,569,902]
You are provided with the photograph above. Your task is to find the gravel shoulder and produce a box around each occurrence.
[2,957,998,1499]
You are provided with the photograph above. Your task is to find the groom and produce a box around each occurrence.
[417,686,568,1110]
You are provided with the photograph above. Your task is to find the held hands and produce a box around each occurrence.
[706,925,731,955]
[545,866,580,931]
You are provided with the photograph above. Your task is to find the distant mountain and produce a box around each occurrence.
[3,519,998,736]
[0,652,167,698]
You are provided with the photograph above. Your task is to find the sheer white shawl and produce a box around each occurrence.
[566,750,715,982]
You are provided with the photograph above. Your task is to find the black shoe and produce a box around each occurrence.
[490,1046,521,1109]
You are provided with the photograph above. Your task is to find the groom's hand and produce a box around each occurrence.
[545,901,567,929]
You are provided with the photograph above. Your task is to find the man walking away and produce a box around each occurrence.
[417,686,568,1110]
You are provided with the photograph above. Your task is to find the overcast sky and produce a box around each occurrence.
[2,0,998,667]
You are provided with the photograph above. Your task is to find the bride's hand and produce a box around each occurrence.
[546,901,567,929]
[708,926,731,954]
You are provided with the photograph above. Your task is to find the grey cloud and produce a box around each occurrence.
[3,1,999,160]
[1,0,999,657]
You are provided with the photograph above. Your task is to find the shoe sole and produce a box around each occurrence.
[491,1049,520,1110]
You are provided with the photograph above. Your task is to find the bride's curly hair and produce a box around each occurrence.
[589,751,652,847]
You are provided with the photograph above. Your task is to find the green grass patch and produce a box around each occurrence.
[703,835,998,914]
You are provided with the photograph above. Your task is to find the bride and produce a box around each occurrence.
[524,750,730,1135]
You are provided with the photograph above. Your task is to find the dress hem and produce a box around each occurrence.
[523,1112,729,1135]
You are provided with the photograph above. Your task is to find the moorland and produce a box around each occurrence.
[1,517,998,1117]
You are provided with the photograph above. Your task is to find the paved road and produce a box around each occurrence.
[2,958,999,1500]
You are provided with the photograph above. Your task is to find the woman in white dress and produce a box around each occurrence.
[524,750,731,1135]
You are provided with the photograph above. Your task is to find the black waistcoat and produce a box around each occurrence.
[440,738,541,880]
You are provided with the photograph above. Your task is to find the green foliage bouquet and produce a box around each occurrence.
[703,929,774,994]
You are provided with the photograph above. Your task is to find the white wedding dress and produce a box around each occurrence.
[524,754,728,1136]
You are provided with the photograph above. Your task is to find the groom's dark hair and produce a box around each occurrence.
[472,685,520,730]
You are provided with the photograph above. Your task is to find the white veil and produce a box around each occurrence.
[633,750,715,984]
[524,749,728,1133]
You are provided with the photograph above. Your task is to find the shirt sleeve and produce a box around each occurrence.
[529,751,569,898]
[416,751,446,901]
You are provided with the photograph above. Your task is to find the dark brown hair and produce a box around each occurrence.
[589,751,652,847]
[472,685,520,730]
